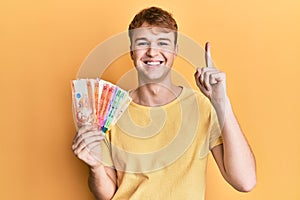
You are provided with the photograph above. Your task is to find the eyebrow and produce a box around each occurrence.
[134,37,172,43]
[158,38,172,42]
[134,37,148,42]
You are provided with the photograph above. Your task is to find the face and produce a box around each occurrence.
[130,25,178,84]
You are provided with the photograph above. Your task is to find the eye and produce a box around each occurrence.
[158,41,169,46]
[137,42,149,46]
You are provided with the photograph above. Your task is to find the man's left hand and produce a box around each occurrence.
[194,42,228,107]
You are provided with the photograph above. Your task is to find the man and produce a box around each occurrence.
[72,7,256,200]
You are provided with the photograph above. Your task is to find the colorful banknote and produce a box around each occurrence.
[71,78,132,133]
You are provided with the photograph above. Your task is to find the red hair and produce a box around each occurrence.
[128,7,178,44]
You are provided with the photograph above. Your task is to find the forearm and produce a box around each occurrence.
[213,98,256,192]
[88,165,117,200]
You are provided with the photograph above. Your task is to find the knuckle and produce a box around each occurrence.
[77,134,83,141]
[77,153,84,160]
[73,149,79,156]
[78,127,86,134]
[81,138,87,146]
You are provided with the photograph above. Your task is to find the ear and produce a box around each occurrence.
[174,44,178,57]
[130,45,134,60]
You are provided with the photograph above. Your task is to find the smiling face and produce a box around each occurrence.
[130,24,178,85]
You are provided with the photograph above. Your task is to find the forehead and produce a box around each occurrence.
[130,26,175,41]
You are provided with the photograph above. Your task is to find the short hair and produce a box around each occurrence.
[128,7,178,44]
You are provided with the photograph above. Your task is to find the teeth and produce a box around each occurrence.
[146,61,161,66]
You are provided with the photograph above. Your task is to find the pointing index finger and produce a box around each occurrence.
[205,42,213,68]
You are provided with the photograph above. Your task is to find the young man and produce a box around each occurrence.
[72,7,256,200]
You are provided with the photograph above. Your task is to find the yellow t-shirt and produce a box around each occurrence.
[100,87,222,200]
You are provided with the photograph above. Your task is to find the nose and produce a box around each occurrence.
[146,45,159,57]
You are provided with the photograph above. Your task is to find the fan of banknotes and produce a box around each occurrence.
[71,78,132,134]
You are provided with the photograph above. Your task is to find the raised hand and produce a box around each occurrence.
[195,43,257,192]
[194,42,227,106]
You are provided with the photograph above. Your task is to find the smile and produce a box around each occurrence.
[143,61,164,66]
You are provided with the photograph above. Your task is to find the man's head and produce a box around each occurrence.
[128,7,179,84]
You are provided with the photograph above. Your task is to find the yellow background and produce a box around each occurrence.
[1,0,300,199]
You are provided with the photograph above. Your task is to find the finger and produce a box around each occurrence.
[87,141,102,154]
[195,67,214,87]
[203,70,212,91]
[88,143,102,161]
[73,131,104,150]
[75,146,96,164]
[75,146,90,160]
[73,125,95,145]
[200,68,204,84]
[209,72,219,85]
[194,68,202,87]
[205,42,213,68]
[73,134,104,154]
[74,139,95,155]
[73,130,104,150]
[73,139,88,155]
[77,125,96,135]
[202,68,218,89]
[196,68,206,86]
[194,68,209,94]
[197,81,211,98]
[74,125,99,143]
[209,71,226,85]
[199,67,218,85]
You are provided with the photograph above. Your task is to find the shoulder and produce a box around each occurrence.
[180,87,211,107]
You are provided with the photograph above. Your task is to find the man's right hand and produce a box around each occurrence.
[72,126,117,199]
[72,125,105,168]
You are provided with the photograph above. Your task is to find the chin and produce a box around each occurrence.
[139,74,169,85]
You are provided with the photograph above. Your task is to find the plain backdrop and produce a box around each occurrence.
[1,0,299,199]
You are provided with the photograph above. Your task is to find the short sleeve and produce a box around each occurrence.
[199,103,223,159]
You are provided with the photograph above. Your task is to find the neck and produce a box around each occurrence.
[131,82,182,107]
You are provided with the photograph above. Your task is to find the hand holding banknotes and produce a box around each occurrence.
[71,79,132,167]
[72,125,117,199]
[72,125,105,168]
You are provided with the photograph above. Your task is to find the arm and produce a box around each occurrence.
[88,165,117,200]
[72,126,117,199]
[194,42,256,192]
[211,98,256,192]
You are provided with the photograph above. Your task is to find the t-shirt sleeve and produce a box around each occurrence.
[209,106,223,150]
[199,101,223,159]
